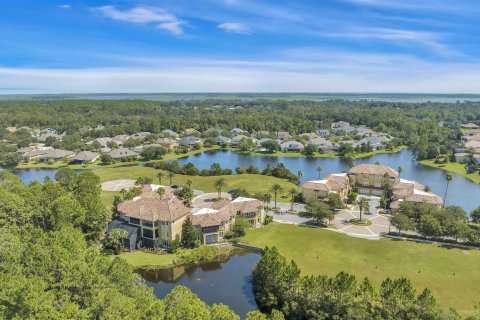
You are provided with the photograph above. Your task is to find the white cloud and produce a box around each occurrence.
[58,4,71,9]
[218,22,250,34]
[92,6,184,35]
[3,52,480,93]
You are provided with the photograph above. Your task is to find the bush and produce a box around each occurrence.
[265,216,273,225]
[174,246,221,265]
[347,192,358,204]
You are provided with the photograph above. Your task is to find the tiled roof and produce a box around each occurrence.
[349,164,399,177]
[302,173,349,192]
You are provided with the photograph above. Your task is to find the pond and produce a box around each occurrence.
[3,148,480,213]
[174,149,480,213]
[137,249,260,318]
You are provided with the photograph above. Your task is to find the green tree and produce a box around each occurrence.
[181,216,197,248]
[157,187,165,198]
[355,197,370,222]
[288,188,297,211]
[306,200,334,226]
[106,228,129,254]
[303,144,316,156]
[163,286,211,319]
[214,178,227,199]
[49,195,86,230]
[270,184,283,209]
[211,303,240,320]
[157,171,164,184]
[328,193,345,210]
[443,173,453,207]
[233,217,250,237]
[391,213,414,236]
[472,206,480,223]
[100,153,114,164]
[186,179,193,188]
[168,171,176,185]
[397,166,404,178]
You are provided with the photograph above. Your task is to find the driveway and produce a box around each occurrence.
[101,179,135,191]
[192,192,232,208]
[330,208,391,240]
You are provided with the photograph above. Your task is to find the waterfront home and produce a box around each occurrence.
[116,185,190,248]
[276,131,292,140]
[106,220,139,252]
[132,144,162,153]
[356,136,390,150]
[156,138,178,149]
[216,136,231,145]
[17,146,54,161]
[86,137,112,149]
[162,129,179,137]
[348,164,399,196]
[230,135,250,147]
[108,148,139,161]
[464,140,480,153]
[280,140,305,152]
[72,151,99,164]
[39,149,75,162]
[390,179,443,210]
[192,197,265,244]
[308,137,334,153]
[179,136,203,147]
[302,173,350,202]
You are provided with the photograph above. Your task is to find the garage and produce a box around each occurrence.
[205,234,219,244]
[358,188,383,196]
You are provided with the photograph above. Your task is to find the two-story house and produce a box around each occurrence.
[301,173,350,202]
[348,164,399,196]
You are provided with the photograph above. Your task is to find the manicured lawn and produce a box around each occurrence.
[95,166,297,200]
[420,159,480,184]
[224,145,406,159]
[118,251,176,268]
[100,190,120,209]
[242,223,480,315]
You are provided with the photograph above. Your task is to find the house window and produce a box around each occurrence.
[143,229,154,239]
[129,218,140,225]
[143,221,153,227]
[361,182,369,187]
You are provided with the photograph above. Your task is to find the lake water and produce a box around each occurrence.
[174,149,480,213]
[137,249,260,318]
[4,148,480,213]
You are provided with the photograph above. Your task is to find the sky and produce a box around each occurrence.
[1,0,480,93]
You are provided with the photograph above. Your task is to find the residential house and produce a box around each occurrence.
[86,137,112,149]
[299,132,318,140]
[34,128,65,142]
[230,128,248,135]
[390,179,443,210]
[39,149,75,162]
[72,151,99,164]
[348,164,399,196]
[116,185,190,248]
[112,135,130,146]
[108,148,139,161]
[308,137,334,153]
[129,132,151,140]
[106,220,139,251]
[254,130,270,138]
[276,131,292,140]
[464,140,480,153]
[216,136,231,145]
[17,146,53,161]
[316,129,330,137]
[302,173,350,202]
[280,140,304,152]
[184,128,199,135]
[356,136,390,150]
[162,129,179,137]
[230,135,250,147]
[461,123,479,129]
[156,138,178,149]
[178,136,203,147]
[331,121,350,129]
[133,144,161,153]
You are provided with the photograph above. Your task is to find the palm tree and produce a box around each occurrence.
[157,171,164,185]
[288,188,297,211]
[397,166,403,178]
[348,158,356,168]
[186,179,193,188]
[297,170,304,187]
[168,172,175,185]
[270,183,283,209]
[214,178,227,199]
[424,185,431,192]
[263,193,272,207]
[355,197,370,222]
[317,165,323,179]
[443,173,453,207]
[157,187,165,198]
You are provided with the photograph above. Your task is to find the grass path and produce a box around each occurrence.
[420,160,480,184]
[242,223,480,315]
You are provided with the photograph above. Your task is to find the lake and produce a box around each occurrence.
[4,148,480,213]
[137,249,260,318]
[174,149,480,213]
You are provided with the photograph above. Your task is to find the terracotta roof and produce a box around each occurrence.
[218,197,263,219]
[302,173,349,192]
[191,208,223,228]
[117,190,190,222]
[349,164,399,178]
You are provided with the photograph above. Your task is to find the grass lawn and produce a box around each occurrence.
[118,251,176,268]
[100,190,120,209]
[242,223,480,315]
[95,166,297,200]
[223,145,406,159]
[15,146,221,170]
[420,159,480,184]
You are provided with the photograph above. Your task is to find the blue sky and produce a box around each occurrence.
[1,0,480,93]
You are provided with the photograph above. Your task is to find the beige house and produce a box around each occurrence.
[191,197,265,244]
[156,137,178,149]
[390,179,443,210]
[348,164,399,196]
[302,173,350,202]
[117,185,190,248]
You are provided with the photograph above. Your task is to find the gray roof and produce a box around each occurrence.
[216,136,231,143]
[107,220,139,240]
[41,149,75,159]
[280,141,304,150]
[162,129,179,136]
[179,136,203,146]
[108,148,139,159]
[74,151,99,161]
